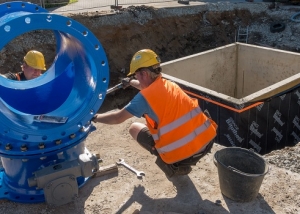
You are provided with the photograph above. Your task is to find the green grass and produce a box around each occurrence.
[45,0,78,9]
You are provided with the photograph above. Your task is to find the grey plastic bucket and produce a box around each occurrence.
[214,147,269,202]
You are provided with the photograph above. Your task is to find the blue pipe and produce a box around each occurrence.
[0,2,109,203]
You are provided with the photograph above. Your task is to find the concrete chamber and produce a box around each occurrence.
[162,43,300,154]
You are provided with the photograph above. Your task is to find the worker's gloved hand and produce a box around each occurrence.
[121,77,132,89]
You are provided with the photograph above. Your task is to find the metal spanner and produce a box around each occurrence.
[116,158,145,178]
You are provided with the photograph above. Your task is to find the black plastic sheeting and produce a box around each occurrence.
[179,84,300,155]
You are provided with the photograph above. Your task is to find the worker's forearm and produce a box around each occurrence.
[129,79,141,90]
[92,109,133,125]
[93,112,124,124]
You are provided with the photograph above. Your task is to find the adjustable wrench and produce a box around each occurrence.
[116,158,145,178]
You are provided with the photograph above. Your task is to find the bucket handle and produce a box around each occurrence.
[228,166,268,177]
[213,156,217,167]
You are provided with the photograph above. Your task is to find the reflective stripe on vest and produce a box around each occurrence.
[152,106,202,141]
[156,119,211,154]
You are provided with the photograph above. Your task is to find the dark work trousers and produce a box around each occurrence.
[136,127,215,166]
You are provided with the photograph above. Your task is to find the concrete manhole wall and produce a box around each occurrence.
[162,43,300,101]
[162,42,300,155]
[0,3,300,144]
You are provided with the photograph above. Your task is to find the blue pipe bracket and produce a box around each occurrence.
[0,1,109,204]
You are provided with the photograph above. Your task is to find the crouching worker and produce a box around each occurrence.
[92,49,218,178]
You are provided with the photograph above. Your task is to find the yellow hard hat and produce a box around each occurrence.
[128,49,161,76]
[24,50,46,70]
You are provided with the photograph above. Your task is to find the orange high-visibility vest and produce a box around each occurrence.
[141,76,217,164]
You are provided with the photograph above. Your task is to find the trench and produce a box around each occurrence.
[0,3,299,207]
[0,4,299,112]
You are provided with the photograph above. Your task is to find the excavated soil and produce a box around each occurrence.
[2,2,300,111]
[0,2,300,214]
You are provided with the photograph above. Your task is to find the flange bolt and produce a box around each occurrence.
[38,142,45,149]
[20,144,27,151]
[5,143,12,150]
[55,139,62,145]
[69,133,76,139]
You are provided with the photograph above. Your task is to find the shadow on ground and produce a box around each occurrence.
[116,176,229,214]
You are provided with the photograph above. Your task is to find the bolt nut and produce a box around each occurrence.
[55,139,62,145]
[20,144,27,151]
[38,142,45,149]
[69,133,76,139]
[5,143,12,150]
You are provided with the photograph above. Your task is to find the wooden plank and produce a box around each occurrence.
[92,163,118,178]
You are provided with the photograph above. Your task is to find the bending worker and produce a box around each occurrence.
[92,49,218,178]
[2,50,46,80]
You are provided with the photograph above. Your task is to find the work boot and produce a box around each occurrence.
[171,164,192,176]
[155,157,192,178]
[155,156,175,178]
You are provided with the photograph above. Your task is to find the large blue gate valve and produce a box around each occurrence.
[0,1,109,205]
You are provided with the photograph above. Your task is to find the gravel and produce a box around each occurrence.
[264,142,300,174]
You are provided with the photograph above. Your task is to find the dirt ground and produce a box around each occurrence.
[1,1,300,214]
[1,116,300,214]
